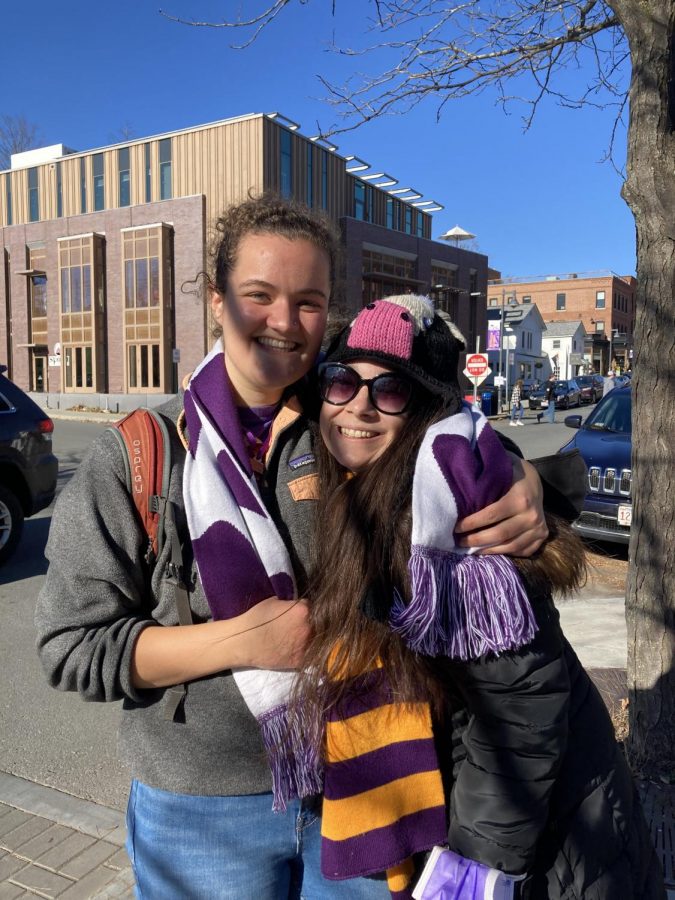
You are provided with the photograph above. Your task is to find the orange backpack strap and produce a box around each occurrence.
[110,408,171,564]
[109,407,193,721]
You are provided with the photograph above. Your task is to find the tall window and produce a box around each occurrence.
[59,234,106,392]
[366,186,373,222]
[56,162,63,218]
[80,157,87,213]
[596,290,606,309]
[416,211,424,237]
[60,240,92,314]
[93,153,105,211]
[404,205,412,234]
[119,147,131,207]
[354,181,365,220]
[280,130,292,198]
[386,196,394,229]
[159,139,172,200]
[31,275,47,317]
[556,292,566,311]
[306,145,313,207]
[320,151,328,209]
[123,225,173,392]
[28,168,39,222]
[144,143,152,202]
[28,245,47,346]
[4,174,11,226]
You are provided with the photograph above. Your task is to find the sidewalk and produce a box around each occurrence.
[0,773,133,898]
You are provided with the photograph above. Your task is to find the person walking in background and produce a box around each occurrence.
[603,370,616,396]
[537,373,557,424]
[509,378,524,426]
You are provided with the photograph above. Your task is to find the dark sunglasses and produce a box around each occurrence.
[318,363,414,415]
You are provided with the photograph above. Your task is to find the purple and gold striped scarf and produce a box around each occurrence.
[321,665,446,899]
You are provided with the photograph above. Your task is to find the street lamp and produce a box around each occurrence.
[608,327,620,373]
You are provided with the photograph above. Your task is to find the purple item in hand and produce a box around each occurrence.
[413,847,519,900]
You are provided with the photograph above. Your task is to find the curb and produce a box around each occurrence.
[0,773,126,846]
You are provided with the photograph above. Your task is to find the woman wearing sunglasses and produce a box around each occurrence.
[297,295,661,900]
[36,197,552,900]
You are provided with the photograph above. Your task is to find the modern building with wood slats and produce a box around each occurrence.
[0,111,488,403]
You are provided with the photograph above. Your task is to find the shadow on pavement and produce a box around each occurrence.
[0,515,51,584]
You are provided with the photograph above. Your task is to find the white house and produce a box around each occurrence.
[486,300,547,391]
[541,320,588,379]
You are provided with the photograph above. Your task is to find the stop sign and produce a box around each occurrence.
[465,353,489,377]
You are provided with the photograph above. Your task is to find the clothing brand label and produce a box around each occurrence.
[289,453,315,470]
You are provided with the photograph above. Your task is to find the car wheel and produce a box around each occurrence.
[0,485,24,564]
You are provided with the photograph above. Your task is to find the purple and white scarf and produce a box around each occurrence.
[182,340,322,811]
[391,403,538,659]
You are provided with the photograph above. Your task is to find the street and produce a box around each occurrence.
[0,406,596,812]
[0,420,129,811]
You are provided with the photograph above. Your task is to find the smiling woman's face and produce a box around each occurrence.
[211,233,331,407]
[319,361,408,473]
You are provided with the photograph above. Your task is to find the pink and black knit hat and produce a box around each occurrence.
[323,295,465,410]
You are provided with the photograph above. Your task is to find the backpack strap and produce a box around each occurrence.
[109,408,193,721]
[111,408,172,564]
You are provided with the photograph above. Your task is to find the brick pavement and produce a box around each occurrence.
[0,775,133,899]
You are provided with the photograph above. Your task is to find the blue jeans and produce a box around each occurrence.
[510,404,524,423]
[544,398,556,422]
[126,781,390,899]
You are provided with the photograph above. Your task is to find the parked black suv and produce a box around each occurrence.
[0,367,58,563]
[558,385,632,544]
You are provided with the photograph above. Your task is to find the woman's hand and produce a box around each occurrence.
[455,457,548,557]
[231,597,311,670]
[131,597,311,689]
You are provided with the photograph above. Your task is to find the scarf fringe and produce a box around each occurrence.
[258,704,324,813]
[390,548,538,660]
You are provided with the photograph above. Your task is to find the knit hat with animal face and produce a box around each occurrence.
[323,294,466,411]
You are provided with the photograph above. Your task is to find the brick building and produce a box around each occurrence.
[0,112,488,404]
[487,271,636,374]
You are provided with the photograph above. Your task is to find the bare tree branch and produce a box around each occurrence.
[0,114,42,169]
[163,1,625,137]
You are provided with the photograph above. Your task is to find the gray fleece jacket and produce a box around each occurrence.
[35,393,319,796]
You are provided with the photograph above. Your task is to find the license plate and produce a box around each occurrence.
[541,400,548,407]
[618,505,632,527]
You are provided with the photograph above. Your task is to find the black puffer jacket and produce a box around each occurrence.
[432,590,665,900]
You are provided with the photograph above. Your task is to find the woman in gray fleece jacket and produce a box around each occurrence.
[35,196,549,900]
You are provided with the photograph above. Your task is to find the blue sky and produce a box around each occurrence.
[4,0,635,277]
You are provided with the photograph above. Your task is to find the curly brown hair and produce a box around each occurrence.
[208,193,341,335]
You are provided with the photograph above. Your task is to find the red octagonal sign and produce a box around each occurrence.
[466,353,489,377]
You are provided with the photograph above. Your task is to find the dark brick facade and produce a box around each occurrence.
[0,196,205,394]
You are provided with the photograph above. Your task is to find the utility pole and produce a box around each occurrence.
[498,287,506,413]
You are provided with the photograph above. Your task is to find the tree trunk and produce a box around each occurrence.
[611,0,675,777]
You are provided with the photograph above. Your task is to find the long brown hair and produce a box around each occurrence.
[294,390,451,730]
